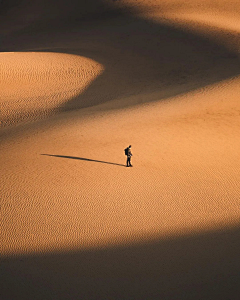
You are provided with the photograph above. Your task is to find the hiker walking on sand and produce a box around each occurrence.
[125,145,133,167]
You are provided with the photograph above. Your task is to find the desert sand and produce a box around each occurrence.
[1,0,240,299]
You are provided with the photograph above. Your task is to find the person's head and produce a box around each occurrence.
[129,145,131,148]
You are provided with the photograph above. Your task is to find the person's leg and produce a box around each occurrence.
[129,157,132,166]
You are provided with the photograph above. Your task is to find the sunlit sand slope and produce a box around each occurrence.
[1,75,240,255]
[116,0,240,52]
[1,0,240,299]
[0,0,240,265]
[0,52,103,127]
[1,0,240,128]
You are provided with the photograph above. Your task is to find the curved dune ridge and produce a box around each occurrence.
[0,52,104,127]
[115,0,240,53]
[1,1,240,299]
[1,76,240,256]
[1,0,240,260]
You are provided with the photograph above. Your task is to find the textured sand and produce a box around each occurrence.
[0,52,103,127]
[1,75,240,255]
[1,0,240,299]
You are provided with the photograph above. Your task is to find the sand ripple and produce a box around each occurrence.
[0,52,103,127]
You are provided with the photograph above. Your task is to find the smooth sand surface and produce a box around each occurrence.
[1,0,240,299]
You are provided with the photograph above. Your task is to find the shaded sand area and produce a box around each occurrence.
[1,0,240,299]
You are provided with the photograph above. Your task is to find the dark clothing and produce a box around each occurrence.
[126,147,132,167]
[127,156,132,167]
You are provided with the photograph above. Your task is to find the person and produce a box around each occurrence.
[125,145,133,167]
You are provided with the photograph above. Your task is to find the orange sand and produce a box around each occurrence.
[1,0,240,255]
[1,0,240,298]
[0,52,103,127]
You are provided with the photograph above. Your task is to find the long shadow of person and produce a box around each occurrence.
[41,154,126,167]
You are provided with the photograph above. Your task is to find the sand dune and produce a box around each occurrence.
[1,0,240,299]
[0,52,103,126]
[2,74,240,255]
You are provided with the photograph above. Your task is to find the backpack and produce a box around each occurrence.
[124,147,128,156]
